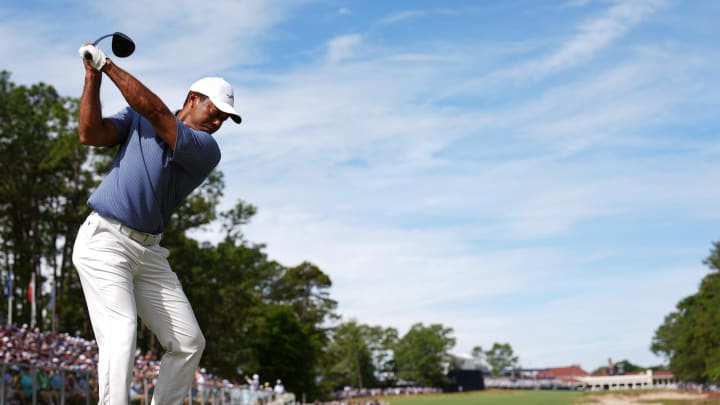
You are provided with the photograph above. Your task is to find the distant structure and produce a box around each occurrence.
[537,365,590,381]
[484,365,676,392]
[576,369,676,391]
[537,365,674,391]
[445,353,487,392]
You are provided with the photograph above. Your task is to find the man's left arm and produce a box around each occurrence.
[100,58,178,149]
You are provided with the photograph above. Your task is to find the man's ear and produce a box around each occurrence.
[187,92,202,107]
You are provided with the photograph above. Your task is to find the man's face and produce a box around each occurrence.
[187,94,230,134]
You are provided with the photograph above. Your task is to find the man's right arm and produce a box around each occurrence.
[78,64,119,146]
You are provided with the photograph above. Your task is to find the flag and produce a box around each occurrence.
[28,272,35,304]
[29,272,36,327]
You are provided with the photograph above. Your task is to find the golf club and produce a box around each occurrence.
[83,32,135,60]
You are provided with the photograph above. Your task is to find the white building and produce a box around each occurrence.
[575,370,677,391]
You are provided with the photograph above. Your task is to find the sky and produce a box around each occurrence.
[1,0,719,373]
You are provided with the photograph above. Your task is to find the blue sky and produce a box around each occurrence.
[2,0,719,372]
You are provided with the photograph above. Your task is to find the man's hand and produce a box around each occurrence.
[78,44,107,71]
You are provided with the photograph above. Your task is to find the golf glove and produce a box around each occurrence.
[78,44,107,71]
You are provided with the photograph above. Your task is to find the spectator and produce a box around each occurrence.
[245,373,260,391]
[194,368,207,402]
[36,368,55,405]
[274,379,285,395]
[18,368,34,404]
[3,366,24,405]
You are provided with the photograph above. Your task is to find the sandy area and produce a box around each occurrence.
[577,391,710,404]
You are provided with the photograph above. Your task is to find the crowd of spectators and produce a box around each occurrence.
[2,365,95,405]
[0,324,284,404]
[317,385,439,405]
[305,401,388,405]
[3,323,444,405]
[1,324,100,404]
[1,324,98,372]
[335,386,440,399]
[484,376,577,390]
[677,382,720,393]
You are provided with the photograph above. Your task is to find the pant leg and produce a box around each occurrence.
[72,213,139,405]
[134,246,205,405]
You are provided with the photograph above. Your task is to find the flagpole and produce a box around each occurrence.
[49,281,57,332]
[6,269,12,326]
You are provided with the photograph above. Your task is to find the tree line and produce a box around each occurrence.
[652,241,720,384]
[0,72,524,400]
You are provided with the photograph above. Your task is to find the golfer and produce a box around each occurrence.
[72,42,241,404]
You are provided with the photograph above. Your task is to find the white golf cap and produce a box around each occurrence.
[189,77,242,124]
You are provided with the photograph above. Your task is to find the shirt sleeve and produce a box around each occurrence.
[172,119,222,178]
[105,106,135,144]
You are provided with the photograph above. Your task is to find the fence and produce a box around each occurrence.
[1,362,93,405]
[1,362,291,405]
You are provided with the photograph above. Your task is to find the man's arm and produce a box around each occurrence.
[101,58,178,149]
[78,64,119,146]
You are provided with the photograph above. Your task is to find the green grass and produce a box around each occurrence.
[373,389,583,405]
[368,389,720,405]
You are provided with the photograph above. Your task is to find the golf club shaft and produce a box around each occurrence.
[92,34,114,45]
[84,34,115,60]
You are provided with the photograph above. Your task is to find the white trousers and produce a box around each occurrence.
[72,212,205,405]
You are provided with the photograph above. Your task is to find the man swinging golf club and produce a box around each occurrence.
[73,37,241,404]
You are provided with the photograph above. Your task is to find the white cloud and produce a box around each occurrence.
[325,34,363,64]
[378,10,427,25]
[566,0,593,7]
[543,0,667,72]
[433,0,667,102]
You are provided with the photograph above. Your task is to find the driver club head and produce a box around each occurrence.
[86,31,135,58]
[110,32,135,58]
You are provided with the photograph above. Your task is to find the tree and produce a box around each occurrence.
[0,71,91,331]
[471,345,485,363]
[365,325,398,386]
[249,304,321,400]
[322,320,393,391]
[271,261,338,325]
[591,359,645,375]
[651,241,720,383]
[485,342,519,377]
[165,206,282,378]
[219,199,257,244]
[393,323,455,387]
[651,242,720,384]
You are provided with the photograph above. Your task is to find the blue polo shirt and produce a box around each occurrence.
[88,107,221,234]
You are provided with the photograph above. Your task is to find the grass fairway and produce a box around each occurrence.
[376,389,583,405]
